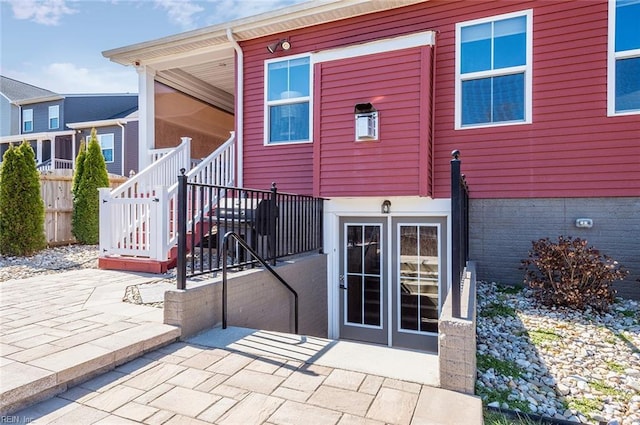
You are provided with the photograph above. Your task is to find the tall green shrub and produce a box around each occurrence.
[72,129,109,244]
[0,141,46,255]
[72,139,86,197]
[71,139,86,240]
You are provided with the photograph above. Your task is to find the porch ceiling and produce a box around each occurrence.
[103,0,427,109]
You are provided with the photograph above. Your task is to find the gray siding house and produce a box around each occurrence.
[0,75,138,176]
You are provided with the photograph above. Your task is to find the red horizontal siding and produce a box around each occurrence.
[314,47,430,197]
[240,0,640,199]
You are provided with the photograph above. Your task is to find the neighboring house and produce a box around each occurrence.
[66,111,140,176]
[0,75,139,176]
[99,0,639,351]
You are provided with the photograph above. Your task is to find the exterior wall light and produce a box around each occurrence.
[355,103,378,141]
[381,200,391,214]
[267,39,291,54]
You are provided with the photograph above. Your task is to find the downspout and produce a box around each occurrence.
[430,32,438,197]
[226,28,244,188]
[117,120,125,176]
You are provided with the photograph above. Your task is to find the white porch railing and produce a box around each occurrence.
[99,133,235,262]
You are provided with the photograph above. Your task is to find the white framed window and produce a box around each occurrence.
[455,10,533,129]
[23,109,33,133]
[48,105,59,129]
[264,54,312,145]
[96,133,114,163]
[608,0,640,116]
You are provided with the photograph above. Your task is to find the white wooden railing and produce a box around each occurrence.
[99,133,235,262]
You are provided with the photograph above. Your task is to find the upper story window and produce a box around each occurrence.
[22,109,33,133]
[455,10,532,129]
[608,0,640,115]
[264,55,311,144]
[48,105,60,129]
[96,133,114,163]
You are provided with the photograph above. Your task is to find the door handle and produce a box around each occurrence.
[339,274,346,290]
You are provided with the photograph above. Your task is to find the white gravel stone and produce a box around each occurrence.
[477,281,640,425]
[0,244,99,282]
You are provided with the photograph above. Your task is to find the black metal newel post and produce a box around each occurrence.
[451,150,462,318]
[177,168,188,290]
[270,182,278,266]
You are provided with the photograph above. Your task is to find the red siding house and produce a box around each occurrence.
[101,0,639,350]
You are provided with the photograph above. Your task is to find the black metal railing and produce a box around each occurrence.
[451,149,470,318]
[222,231,299,334]
[176,172,324,289]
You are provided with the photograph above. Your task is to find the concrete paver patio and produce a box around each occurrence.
[0,269,482,424]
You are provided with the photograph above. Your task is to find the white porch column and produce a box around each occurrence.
[36,139,43,164]
[51,136,56,168]
[137,66,156,170]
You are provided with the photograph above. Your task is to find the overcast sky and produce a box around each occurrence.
[0,0,305,94]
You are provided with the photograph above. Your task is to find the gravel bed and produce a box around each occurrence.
[0,244,99,282]
[477,281,640,425]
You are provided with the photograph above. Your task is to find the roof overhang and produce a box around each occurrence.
[0,130,76,145]
[14,95,65,106]
[101,0,427,109]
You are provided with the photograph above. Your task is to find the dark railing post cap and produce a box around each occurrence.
[271,182,277,190]
[180,168,186,175]
[451,150,460,160]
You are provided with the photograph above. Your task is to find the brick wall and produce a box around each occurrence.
[470,198,640,299]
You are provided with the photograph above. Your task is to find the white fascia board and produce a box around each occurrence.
[13,95,65,106]
[66,117,137,130]
[0,130,76,144]
[313,30,436,64]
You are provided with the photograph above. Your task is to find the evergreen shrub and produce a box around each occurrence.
[72,129,109,244]
[0,141,46,255]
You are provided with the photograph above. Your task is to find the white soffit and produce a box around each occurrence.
[102,0,428,67]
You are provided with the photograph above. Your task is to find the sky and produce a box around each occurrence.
[0,0,305,94]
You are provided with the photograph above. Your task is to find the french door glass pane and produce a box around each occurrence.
[346,225,381,326]
[399,225,438,333]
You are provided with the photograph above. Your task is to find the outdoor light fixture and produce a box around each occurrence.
[381,200,391,214]
[267,39,291,54]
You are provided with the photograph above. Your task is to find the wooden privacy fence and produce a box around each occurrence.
[40,170,127,246]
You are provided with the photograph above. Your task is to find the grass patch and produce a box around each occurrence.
[614,331,640,353]
[590,379,632,402]
[495,284,523,295]
[477,353,524,378]
[527,328,563,345]
[619,309,635,318]
[605,361,625,374]
[568,397,602,415]
[480,302,517,318]
[484,409,544,425]
[476,385,532,414]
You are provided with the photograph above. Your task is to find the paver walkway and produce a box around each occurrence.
[1,269,483,424]
[11,339,481,425]
[0,269,179,415]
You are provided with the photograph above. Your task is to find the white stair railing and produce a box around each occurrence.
[99,133,236,262]
[164,132,236,257]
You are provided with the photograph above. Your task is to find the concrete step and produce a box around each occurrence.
[0,322,180,416]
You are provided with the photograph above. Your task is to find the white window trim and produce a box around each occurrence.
[48,105,59,129]
[97,133,115,163]
[263,53,313,146]
[607,0,640,116]
[23,109,33,133]
[454,9,533,130]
